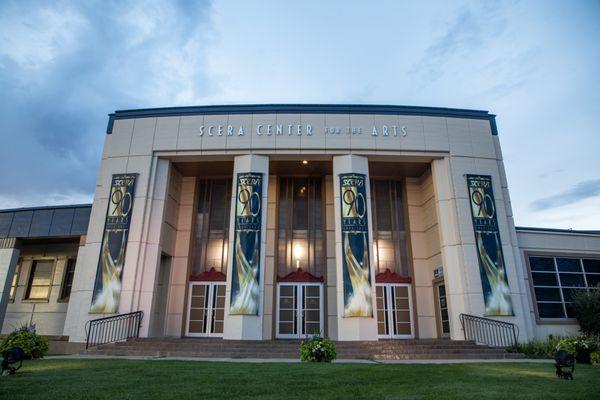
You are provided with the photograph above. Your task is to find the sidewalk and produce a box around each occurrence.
[45,354,554,364]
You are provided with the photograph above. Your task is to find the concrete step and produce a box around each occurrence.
[114,340,483,349]
[85,349,521,360]
[125,338,479,346]
[85,338,522,360]
[107,343,498,351]
[97,344,508,355]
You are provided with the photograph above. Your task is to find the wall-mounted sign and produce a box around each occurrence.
[90,174,137,314]
[230,173,263,315]
[197,124,408,138]
[466,175,514,316]
[433,266,444,279]
[339,173,373,317]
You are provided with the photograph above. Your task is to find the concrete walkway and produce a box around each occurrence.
[45,354,553,364]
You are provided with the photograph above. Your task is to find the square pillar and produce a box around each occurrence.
[126,158,172,337]
[63,157,171,341]
[431,157,467,340]
[223,154,269,340]
[332,155,378,341]
[0,238,20,331]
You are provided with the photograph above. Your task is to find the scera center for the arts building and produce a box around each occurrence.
[1,105,599,350]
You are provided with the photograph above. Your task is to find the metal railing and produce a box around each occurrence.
[85,311,143,349]
[459,313,518,347]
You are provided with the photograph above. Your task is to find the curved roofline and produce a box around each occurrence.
[516,226,600,236]
[106,103,498,135]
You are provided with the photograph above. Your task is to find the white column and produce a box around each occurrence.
[223,154,269,340]
[431,158,468,340]
[332,155,378,341]
[0,238,20,331]
[63,157,170,342]
[127,158,171,337]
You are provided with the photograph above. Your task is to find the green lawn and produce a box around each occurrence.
[0,359,597,399]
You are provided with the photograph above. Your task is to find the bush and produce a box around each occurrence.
[507,335,562,359]
[591,350,600,365]
[555,335,599,364]
[572,287,600,335]
[300,336,336,362]
[0,324,49,359]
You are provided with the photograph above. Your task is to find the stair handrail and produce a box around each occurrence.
[459,313,518,347]
[85,311,144,349]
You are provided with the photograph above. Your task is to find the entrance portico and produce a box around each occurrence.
[56,104,535,345]
[149,153,461,342]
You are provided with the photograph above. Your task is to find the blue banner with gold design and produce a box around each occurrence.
[90,173,137,314]
[230,173,263,315]
[339,173,373,317]
[467,174,513,316]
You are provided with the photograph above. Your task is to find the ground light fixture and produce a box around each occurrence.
[302,160,308,165]
[554,350,575,380]
[1,347,25,376]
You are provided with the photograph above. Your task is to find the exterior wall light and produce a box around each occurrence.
[293,243,304,269]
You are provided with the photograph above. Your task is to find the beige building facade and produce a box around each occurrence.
[1,105,599,346]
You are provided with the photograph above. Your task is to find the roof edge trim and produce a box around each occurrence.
[516,226,600,236]
[105,104,497,135]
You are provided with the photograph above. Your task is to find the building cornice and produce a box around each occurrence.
[106,103,498,135]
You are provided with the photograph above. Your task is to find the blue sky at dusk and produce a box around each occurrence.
[0,0,598,229]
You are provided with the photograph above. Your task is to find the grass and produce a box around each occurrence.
[0,359,598,399]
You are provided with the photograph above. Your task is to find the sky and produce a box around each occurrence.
[0,0,598,229]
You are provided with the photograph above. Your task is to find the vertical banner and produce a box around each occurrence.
[339,173,373,317]
[230,173,263,315]
[90,174,137,313]
[467,175,514,316]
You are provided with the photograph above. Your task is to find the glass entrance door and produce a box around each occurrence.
[186,282,226,337]
[376,283,414,339]
[435,283,450,337]
[276,283,323,339]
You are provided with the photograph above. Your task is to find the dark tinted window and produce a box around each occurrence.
[583,259,600,273]
[60,259,76,300]
[192,179,232,276]
[556,258,582,272]
[538,303,565,318]
[529,257,555,272]
[277,177,324,278]
[528,256,600,320]
[531,272,558,286]
[370,179,409,276]
[534,287,561,302]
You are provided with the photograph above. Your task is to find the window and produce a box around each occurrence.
[192,179,232,276]
[528,256,600,319]
[8,261,21,302]
[59,258,76,301]
[25,260,55,300]
[370,180,410,276]
[277,177,324,277]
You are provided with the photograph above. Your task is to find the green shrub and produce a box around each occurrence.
[572,287,600,335]
[0,324,49,359]
[591,350,600,365]
[508,335,562,358]
[555,335,599,364]
[300,336,336,362]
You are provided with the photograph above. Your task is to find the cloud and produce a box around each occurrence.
[0,0,212,208]
[0,0,599,230]
[531,179,600,211]
[409,4,505,81]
